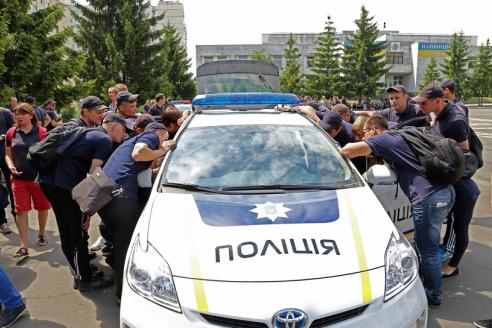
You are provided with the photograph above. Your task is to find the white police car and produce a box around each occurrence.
[120,93,427,328]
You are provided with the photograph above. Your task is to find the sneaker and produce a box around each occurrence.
[474,319,492,328]
[13,248,28,259]
[73,270,103,290]
[0,303,27,327]
[0,223,11,235]
[438,247,453,262]
[427,297,441,308]
[78,275,113,293]
[37,235,48,246]
[89,236,104,251]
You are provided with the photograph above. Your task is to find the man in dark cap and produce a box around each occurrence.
[413,83,480,280]
[320,111,355,147]
[440,80,469,118]
[25,96,48,127]
[39,112,130,292]
[98,120,176,302]
[360,85,429,126]
[43,99,60,131]
[68,96,107,128]
[116,91,138,119]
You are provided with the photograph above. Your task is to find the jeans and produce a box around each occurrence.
[0,267,24,310]
[412,186,455,303]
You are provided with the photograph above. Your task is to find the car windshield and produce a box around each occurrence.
[161,124,359,190]
[197,73,278,94]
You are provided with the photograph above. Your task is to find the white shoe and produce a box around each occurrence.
[89,236,105,251]
[0,223,12,234]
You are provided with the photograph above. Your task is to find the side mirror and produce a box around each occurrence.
[366,164,398,186]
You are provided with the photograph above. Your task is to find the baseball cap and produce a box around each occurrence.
[320,111,342,132]
[440,80,456,93]
[103,112,134,132]
[43,99,56,106]
[144,122,167,132]
[82,96,107,111]
[116,91,139,105]
[332,104,349,114]
[412,83,444,103]
[25,96,36,105]
[386,85,407,94]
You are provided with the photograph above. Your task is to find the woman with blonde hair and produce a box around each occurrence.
[5,103,51,258]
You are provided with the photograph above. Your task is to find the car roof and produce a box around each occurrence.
[187,110,313,128]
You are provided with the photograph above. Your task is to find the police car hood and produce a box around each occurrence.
[146,187,396,281]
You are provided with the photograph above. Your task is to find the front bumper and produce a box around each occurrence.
[120,273,427,328]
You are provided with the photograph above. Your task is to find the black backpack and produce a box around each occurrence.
[27,124,96,172]
[394,127,465,186]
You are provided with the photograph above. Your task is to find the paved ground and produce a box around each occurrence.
[1,107,491,328]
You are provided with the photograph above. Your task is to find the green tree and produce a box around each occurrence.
[251,49,273,64]
[74,0,166,100]
[340,6,387,101]
[0,1,83,107]
[420,58,441,90]
[440,31,470,98]
[280,34,302,94]
[158,24,196,99]
[468,39,492,106]
[304,16,340,98]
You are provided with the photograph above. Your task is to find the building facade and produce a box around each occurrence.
[196,31,479,94]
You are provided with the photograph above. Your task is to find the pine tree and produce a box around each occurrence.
[280,34,302,94]
[158,24,195,99]
[340,6,387,101]
[304,16,340,98]
[440,31,470,99]
[0,0,83,107]
[74,0,165,99]
[469,39,492,106]
[420,58,441,90]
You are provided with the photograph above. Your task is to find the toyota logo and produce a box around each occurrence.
[273,309,308,328]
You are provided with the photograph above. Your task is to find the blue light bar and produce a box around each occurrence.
[192,93,299,107]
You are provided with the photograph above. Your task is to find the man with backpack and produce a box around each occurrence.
[413,84,481,280]
[38,111,131,292]
[340,115,455,307]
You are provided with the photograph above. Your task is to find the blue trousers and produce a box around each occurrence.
[412,186,455,303]
[0,267,24,310]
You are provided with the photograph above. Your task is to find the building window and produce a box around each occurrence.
[392,75,403,86]
[236,55,249,60]
[216,55,228,60]
[203,56,214,63]
[387,52,404,64]
[306,56,315,68]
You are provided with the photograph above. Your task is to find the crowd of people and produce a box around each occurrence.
[0,80,488,327]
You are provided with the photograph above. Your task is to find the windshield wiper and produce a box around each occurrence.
[220,184,341,191]
[160,182,220,193]
[258,73,274,92]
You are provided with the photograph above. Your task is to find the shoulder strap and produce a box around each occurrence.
[38,127,47,141]
[6,126,16,143]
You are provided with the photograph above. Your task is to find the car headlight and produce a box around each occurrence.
[127,235,181,312]
[384,232,418,301]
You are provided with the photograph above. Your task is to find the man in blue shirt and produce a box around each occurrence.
[319,111,355,147]
[148,93,166,116]
[360,85,429,126]
[440,80,469,118]
[413,83,480,279]
[340,115,455,307]
[39,112,130,292]
[99,122,176,302]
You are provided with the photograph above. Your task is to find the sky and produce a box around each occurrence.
[80,0,492,73]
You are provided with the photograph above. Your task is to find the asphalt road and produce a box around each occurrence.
[1,107,491,328]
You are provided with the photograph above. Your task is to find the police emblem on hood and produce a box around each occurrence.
[194,191,339,226]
